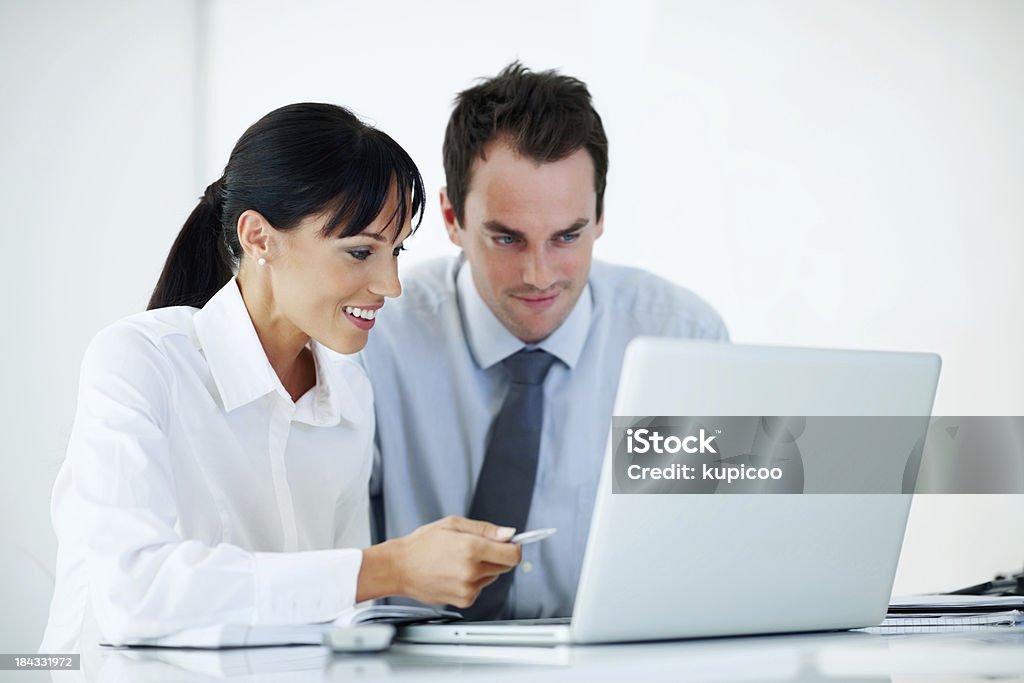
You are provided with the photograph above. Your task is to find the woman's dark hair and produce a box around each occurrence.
[443,61,608,228]
[148,103,425,310]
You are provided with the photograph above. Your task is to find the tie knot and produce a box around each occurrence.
[502,349,556,385]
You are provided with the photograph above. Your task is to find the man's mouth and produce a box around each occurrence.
[511,292,560,310]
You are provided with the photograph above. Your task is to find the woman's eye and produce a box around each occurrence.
[348,248,372,261]
[393,244,406,258]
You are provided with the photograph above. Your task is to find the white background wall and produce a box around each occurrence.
[0,0,200,653]
[2,0,1021,651]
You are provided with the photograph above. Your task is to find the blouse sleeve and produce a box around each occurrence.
[66,323,362,645]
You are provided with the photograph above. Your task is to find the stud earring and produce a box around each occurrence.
[257,258,266,267]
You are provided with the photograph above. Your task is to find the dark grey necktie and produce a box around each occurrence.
[461,348,557,620]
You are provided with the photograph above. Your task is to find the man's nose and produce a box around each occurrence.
[522,247,555,290]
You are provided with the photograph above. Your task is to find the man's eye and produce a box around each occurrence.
[348,248,372,261]
[494,235,517,246]
[393,244,406,257]
[558,232,581,244]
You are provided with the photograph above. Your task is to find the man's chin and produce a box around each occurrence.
[506,310,568,344]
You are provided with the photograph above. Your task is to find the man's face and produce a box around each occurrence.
[442,140,603,343]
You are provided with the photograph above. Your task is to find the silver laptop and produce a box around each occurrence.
[400,338,941,645]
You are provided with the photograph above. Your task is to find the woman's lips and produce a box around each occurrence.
[344,308,377,330]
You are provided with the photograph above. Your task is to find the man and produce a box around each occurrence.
[361,62,728,619]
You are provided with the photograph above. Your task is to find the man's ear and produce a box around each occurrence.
[594,209,605,240]
[440,188,463,248]
[237,209,273,263]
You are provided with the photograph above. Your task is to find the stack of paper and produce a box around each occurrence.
[889,594,1024,614]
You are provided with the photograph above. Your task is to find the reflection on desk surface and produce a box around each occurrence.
[54,627,1024,683]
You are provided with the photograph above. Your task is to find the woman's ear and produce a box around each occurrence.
[237,210,273,264]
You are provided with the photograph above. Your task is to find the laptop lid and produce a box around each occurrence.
[570,339,941,644]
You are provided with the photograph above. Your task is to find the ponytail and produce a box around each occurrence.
[147,179,234,310]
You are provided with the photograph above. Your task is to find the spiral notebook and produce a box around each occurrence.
[863,594,1024,633]
[121,604,459,649]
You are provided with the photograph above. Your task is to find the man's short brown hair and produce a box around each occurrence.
[443,61,609,227]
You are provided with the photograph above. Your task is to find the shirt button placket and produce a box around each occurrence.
[268,396,299,553]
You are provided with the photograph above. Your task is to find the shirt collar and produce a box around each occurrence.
[304,341,367,427]
[194,279,358,425]
[456,257,591,370]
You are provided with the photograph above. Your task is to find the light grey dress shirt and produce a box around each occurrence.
[361,255,728,617]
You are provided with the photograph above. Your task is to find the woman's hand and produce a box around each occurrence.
[357,516,521,607]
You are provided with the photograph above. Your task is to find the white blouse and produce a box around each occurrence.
[40,279,373,651]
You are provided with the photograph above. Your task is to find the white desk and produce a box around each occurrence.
[43,627,1024,682]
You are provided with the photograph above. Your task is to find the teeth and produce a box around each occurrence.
[344,306,376,321]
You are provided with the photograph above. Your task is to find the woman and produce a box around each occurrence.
[40,103,520,651]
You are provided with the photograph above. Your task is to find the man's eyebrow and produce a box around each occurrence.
[482,218,590,238]
[552,219,590,238]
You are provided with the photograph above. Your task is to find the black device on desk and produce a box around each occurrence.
[951,569,1024,596]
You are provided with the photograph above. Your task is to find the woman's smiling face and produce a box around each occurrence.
[262,198,411,355]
